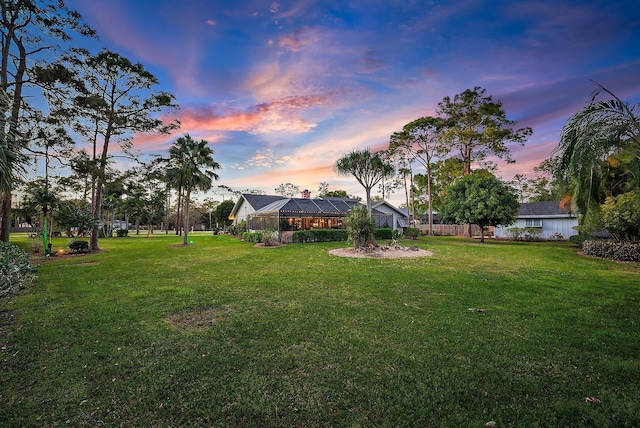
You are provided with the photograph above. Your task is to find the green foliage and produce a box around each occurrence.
[404,227,420,239]
[335,148,394,213]
[569,234,590,247]
[600,191,640,241]
[68,240,89,253]
[440,172,519,242]
[215,200,235,227]
[0,242,37,307]
[345,204,376,248]
[116,229,129,237]
[554,84,640,228]
[437,87,532,175]
[235,220,247,235]
[583,240,640,262]
[374,228,394,240]
[292,229,348,243]
[242,231,263,243]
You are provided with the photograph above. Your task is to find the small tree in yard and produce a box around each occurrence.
[440,172,519,243]
[345,204,376,249]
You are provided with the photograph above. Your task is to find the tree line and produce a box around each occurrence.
[0,1,235,251]
[335,84,640,242]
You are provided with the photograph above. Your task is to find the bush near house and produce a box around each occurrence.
[292,229,348,243]
[404,227,420,239]
[506,227,543,241]
[374,228,394,240]
[582,240,640,262]
[569,234,589,247]
[260,230,279,246]
[242,231,263,243]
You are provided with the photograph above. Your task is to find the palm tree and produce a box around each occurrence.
[167,134,220,245]
[554,82,640,228]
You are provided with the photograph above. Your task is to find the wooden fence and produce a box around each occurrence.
[417,224,483,236]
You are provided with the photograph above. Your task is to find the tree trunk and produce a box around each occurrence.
[183,189,191,245]
[427,164,433,236]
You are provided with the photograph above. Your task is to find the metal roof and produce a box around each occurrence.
[253,197,381,216]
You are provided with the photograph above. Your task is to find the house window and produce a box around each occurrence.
[525,219,542,228]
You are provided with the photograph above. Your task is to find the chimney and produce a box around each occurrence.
[301,189,311,199]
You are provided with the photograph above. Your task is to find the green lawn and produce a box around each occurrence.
[2,233,639,427]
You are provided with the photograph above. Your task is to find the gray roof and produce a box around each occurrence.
[517,201,573,218]
[255,197,364,216]
[241,194,286,210]
[251,197,393,217]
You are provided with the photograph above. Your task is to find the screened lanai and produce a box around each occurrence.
[247,197,393,232]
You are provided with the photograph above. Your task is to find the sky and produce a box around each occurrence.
[64,0,640,206]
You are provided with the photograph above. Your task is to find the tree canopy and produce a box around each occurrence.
[335,148,394,215]
[439,171,519,243]
[437,86,532,176]
[166,134,220,245]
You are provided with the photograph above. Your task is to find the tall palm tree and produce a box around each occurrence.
[554,82,640,228]
[167,134,220,245]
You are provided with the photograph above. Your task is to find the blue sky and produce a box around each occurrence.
[66,0,640,204]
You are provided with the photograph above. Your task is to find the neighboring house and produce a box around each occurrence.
[494,201,578,240]
[372,201,409,230]
[229,194,286,225]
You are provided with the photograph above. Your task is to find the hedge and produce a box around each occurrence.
[242,231,263,243]
[582,240,640,262]
[373,228,393,240]
[292,229,348,243]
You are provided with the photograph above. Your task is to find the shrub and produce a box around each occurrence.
[236,220,247,235]
[261,230,279,246]
[1,242,38,307]
[242,232,262,243]
[506,227,543,241]
[582,240,640,262]
[116,229,129,237]
[569,234,590,248]
[600,191,640,241]
[346,205,376,248]
[292,230,313,243]
[549,232,564,241]
[404,228,420,240]
[374,228,393,240]
[68,240,89,253]
[292,229,348,243]
[506,227,524,241]
[523,227,542,241]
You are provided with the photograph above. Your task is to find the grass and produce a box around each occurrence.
[1,232,639,427]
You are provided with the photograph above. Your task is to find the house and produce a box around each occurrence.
[229,194,287,225]
[494,201,578,240]
[372,201,410,230]
[237,194,405,242]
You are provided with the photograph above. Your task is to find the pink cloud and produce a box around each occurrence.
[175,93,333,134]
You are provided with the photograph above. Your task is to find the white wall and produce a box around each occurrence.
[495,218,578,239]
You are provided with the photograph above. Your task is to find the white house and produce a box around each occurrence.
[372,200,409,231]
[494,201,578,240]
[229,194,286,225]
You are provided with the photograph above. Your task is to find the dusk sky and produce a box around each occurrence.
[66,0,640,205]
